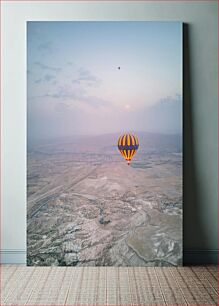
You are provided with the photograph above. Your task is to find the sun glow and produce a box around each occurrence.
[125,104,131,110]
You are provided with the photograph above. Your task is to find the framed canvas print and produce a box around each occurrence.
[27,21,182,266]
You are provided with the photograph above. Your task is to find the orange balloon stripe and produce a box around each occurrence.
[118,136,122,146]
[124,150,127,159]
[129,149,133,159]
[122,135,126,146]
[127,134,131,146]
[129,149,132,159]
[127,150,130,159]
[134,135,139,145]
[120,150,125,159]
[122,150,127,159]
[131,135,135,145]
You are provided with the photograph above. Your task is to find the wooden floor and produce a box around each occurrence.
[1,265,218,305]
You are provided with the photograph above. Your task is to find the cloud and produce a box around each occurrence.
[33,74,56,83]
[28,84,109,108]
[29,64,105,108]
[135,93,182,134]
[72,68,101,87]
[29,85,85,101]
[156,93,182,106]
[82,95,108,107]
[34,61,61,72]
[38,41,53,53]
[44,74,56,82]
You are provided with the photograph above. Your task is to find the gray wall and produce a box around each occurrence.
[1,1,218,263]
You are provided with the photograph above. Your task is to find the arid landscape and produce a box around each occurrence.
[27,132,182,266]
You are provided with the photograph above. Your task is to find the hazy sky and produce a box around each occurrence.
[27,21,182,139]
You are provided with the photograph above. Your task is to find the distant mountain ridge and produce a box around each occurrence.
[28,131,182,154]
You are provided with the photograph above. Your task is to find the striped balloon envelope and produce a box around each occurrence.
[118,134,139,165]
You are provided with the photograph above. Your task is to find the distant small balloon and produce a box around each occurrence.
[118,67,120,70]
[118,134,139,165]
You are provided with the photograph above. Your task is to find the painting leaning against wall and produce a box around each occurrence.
[27,21,183,266]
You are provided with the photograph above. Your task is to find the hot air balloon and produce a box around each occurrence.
[118,133,139,165]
